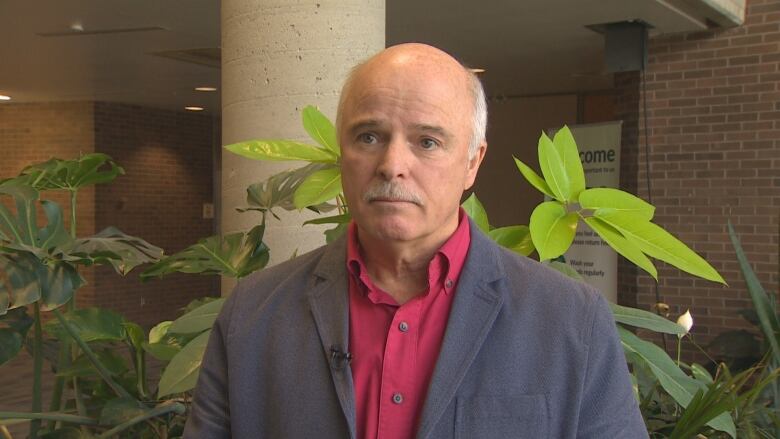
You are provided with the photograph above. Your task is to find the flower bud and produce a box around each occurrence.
[677,309,693,334]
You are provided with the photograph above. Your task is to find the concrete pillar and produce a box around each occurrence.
[221,0,385,292]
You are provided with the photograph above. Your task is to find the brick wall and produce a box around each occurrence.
[613,72,643,310]
[93,102,219,327]
[620,0,780,360]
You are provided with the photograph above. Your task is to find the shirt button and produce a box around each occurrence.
[445,279,454,288]
[399,321,409,332]
[392,393,404,404]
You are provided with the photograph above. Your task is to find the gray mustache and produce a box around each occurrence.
[363,182,423,206]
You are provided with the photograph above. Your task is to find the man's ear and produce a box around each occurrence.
[464,142,487,190]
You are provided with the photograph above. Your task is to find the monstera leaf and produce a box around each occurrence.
[0,253,83,314]
[0,307,33,366]
[2,153,124,192]
[0,184,72,257]
[238,163,336,218]
[141,224,269,280]
[59,227,163,275]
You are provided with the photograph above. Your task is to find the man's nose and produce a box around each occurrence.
[376,137,410,180]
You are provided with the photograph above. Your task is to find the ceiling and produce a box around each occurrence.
[0,0,740,114]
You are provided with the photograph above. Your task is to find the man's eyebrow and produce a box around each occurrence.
[346,119,382,133]
[413,124,452,139]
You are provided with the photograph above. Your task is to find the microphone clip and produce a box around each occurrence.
[330,344,353,370]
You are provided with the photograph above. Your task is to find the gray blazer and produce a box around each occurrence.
[183,220,648,438]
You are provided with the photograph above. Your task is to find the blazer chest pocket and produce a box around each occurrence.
[455,395,547,439]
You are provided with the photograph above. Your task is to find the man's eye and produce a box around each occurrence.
[420,138,439,150]
[358,133,378,144]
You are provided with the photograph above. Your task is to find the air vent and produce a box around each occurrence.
[149,48,221,69]
[37,26,166,37]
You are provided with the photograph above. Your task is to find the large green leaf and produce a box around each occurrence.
[595,210,725,284]
[0,308,33,366]
[44,308,125,343]
[224,140,338,164]
[552,126,586,199]
[122,322,145,352]
[143,321,183,361]
[158,329,211,397]
[99,397,146,425]
[37,260,84,311]
[10,153,124,192]
[169,298,225,334]
[57,348,128,378]
[583,216,657,279]
[303,213,352,226]
[537,132,570,202]
[461,193,490,233]
[488,225,534,256]
[619,327,736,436]
[579,188,654,220]
[0,252,42,313]
[0,253,83,313]
[529,201,578,260]
[141,224,269,280]
[293,166,342,209]
[728,222,780,364]
[610,303,686,335]
[239,164,335,217]
[60,227,163,275]
[0,187,72,254]
[513,157,554,199]
[0,328,24,366]
[302,105,340,157]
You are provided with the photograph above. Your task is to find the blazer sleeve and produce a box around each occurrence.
[577,293,649,439]
[182,292,237,438]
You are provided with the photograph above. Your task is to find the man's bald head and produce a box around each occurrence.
[336,43,487,159]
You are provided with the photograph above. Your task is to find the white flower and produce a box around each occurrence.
[677,309,693,334]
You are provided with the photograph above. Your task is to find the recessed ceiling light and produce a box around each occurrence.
[195,86,217,92]
[0,95,11,101]
[470,68,486,74]
[185,106,204,111]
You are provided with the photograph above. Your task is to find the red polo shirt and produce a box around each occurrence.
[347,209,471,439]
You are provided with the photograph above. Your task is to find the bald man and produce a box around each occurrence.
[184,44,647,439]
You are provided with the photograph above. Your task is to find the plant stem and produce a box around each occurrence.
[0,425,13,439]
[676,336,682,367]
[30,304,43,439]
[97,402,185,439]
[46,338,72,431]
[52,309,134,400]
[69,191,77,239]
[0,412,98,426]
[72,378,87,416]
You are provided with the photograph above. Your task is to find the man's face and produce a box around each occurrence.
[338,50,486,247]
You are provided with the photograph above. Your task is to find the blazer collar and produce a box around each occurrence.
[416,219,508,439]
[307,232,356,438]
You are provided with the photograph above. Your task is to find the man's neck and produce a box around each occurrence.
[356,226,454,305]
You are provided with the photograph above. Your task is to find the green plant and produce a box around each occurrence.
[0,154,271,438]
[721,222,780,437]
[139,224,270,398]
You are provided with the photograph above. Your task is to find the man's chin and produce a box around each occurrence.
[358,217,419,242]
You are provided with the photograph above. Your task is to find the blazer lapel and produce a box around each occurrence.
[307,235,357,439]
[416,221,507,439]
